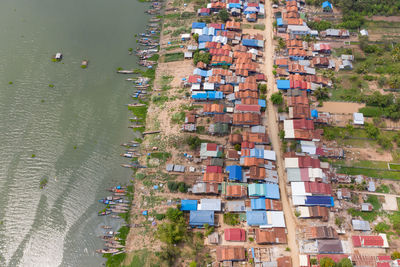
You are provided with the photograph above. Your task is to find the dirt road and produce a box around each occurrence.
[263,1,300,265]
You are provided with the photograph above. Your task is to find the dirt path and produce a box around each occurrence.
[263,1,300,265]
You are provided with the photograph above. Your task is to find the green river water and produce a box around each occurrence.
[0,0,149,266]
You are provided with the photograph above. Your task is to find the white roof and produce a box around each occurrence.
[291,182,311,196]
[184,52,193,58]
[301,141,316,155]
[199,198,221,211]
[360,29,369,36]
[292,195,306,206]
[192,29,203,35]
[299,255,309,267]
[287,25,310,33]
[264,150,276,161]
[191,83,201,90]
[353,112,364,125]
[181,33,191,39]
[285,157,299,168]
[352,219,371,231]
[266,211,286,228]
[204,82,215,90]
[284,120,295,139]
[298,206,310,218]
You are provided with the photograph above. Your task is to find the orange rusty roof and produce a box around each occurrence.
[256,228,287,244]
[203,103,224,113]
[226,21,241,30]
[226,185,247,198]
[216,246,246,262]
[203,172,224,183]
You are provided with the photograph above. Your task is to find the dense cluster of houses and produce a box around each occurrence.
[177,0,296,265]
[273,2,393,266]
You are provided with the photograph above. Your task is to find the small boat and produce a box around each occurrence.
[129,117,139,120]
[125,78,137,81]
[128,125,143,129]
[52,53,63,62]
[113,250,126,255]
[105,243,125,249]
[127,103,146,107]
[117,70,134,74]
[98,211,110,216]
[96,248,119,254]
[101,225,112,229]
[100,235,120,241]
[81,60,88,68]
[113,192,126,196]
[121,164,133,168]
[110,209,128,214]
[111,215,120,219]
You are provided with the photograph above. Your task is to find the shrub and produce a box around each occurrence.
[223,213,239,225]
[271,92,283,105]
[156,213,166,220]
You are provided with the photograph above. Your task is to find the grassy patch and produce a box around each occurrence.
[367,195,381,210]
[253,24,265,30]
[147,54,159,62]
[149,152,171,161]
[389,163,400,170]
[335,167,400,180]
[163,52,184,62]
[376,184,390,193]
[223,213,240,226]
[171,111,185,124]
[104,226,130,266]
[348,208,378,222]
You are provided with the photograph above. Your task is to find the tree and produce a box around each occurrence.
[190,261,197,267]
[193,33,199,42]
[392,251,400,260]
[158,244,180,266]
[345,124,354,135]
[388,75,400,89]
[271,92,283,105]
[156,221,186,244]
[166,207,183,222]
[314,87,329,100]
[319,257,336,267]
[365,123,380,139]
[337,258,353,267]
[218,10,230,22]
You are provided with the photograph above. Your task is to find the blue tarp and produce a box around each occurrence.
[305,196,334,207]
[189,210,214,226]
[198,35,213,43]
[311,109,318,118]
[226,165,242,181]
[198,42,206,50]
[265,183,280,199]
[208,91,223,100]
[202,27,216,36]
[246,211,267,226]
[258,99,266,108]
[277,80,290,90]
[192,22,206,29]
[251,198,266,210]
[322,1,332,9]
[250,148,264,159]
[242,39,262,48]
[228,3,241,9]
[181,199,198,211]
[277,18,283,26]
[192,92,208,100]
[193,68,212,77]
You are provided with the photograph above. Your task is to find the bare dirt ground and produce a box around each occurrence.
[345,147,393,162]
[369,16,400,22]
[317,101,365,114]
[263,1,300,265]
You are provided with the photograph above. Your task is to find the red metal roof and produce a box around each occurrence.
[235,104,260,112]
[207,143,218,151]
[224,228,246,241]
[352,235,384,247]
[188,75,201,83]
[206,165,222,173]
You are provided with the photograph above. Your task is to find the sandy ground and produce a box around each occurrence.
[346,147,393,162]
[369,16,400,22]
[317,101,365,114]
[263,1,300,265]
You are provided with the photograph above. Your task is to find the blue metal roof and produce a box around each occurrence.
[258,99,266,107]
[198,35,213,43]
[277,80,290,90]
[277,18,283,26]
[226,165,242,181]
[208,91,223,100]
[322,1,332,9]
[311,109,318,118]
[242,39,263,48]
[189,210,214,226]
[246,211,267,226]
[192,22,206,29]
[305,196,334,207]
[192,92,208,99]
[265,183,280,200]
[181,199,198,211]
[251,198,266,210]
[228,3,241,9]
[250,148,264,159]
